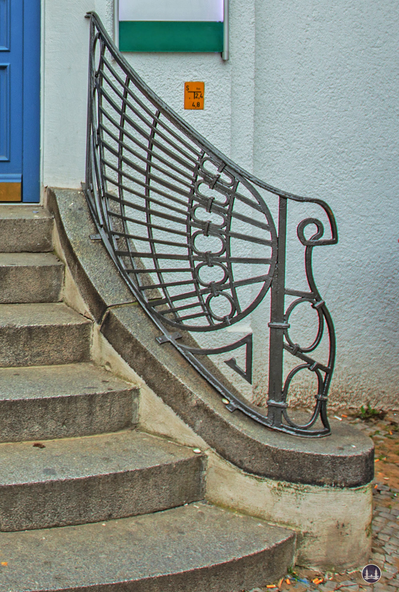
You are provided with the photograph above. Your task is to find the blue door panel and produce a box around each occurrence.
[0,0,10,51]
[0,0,10,162]
[0,0,40,203]
[0,64,10,161]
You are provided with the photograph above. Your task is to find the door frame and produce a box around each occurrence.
[22,0,41,203]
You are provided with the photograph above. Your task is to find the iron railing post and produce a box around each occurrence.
[267,196,288,427]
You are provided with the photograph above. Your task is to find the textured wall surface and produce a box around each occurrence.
[42,0,255,186]
[42,0,399,409]
[252,0,399,409]
[42,0,96,186]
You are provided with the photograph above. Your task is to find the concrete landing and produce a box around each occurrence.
[0,502,295,592]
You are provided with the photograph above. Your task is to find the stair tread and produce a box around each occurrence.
[0,302,91,327]
[0,363,135,401]
[0,363,138,442]
[0,252,63,267]
[0,503,294,592]
[0,430,202,485]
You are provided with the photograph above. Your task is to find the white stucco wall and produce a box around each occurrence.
[252,0,399,409]
[42,0,399,409]
[42,0,255,186]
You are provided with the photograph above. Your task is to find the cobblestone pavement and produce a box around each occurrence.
[244,410,399,592]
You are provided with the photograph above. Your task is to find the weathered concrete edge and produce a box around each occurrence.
[46,187,135,322]
[46,187,374,488]
[93,328,371,570]
[206,454,372,570]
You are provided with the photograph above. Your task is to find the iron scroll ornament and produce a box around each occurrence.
[85,12,338,437]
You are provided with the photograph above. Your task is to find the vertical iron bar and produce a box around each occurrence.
[222,0,229,61]
[85,16,94,201]
[114,0,119,48]
[267,196,288,427]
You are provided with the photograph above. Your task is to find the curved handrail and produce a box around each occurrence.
[85,11,338,436]
[87,12,337,245]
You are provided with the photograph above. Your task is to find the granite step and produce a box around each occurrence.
[0,252,64,303]
[0,502,295,591]
[0,206,53,252]
[0,302,91,366]
[0,430,206,531]
[0,204,296,591]
[0,363,138,442]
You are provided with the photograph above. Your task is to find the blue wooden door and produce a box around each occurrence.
[0,0,40,202]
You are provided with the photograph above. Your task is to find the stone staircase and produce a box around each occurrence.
[0,205,295,591]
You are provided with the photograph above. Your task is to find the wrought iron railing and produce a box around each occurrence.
[85,12,338,437]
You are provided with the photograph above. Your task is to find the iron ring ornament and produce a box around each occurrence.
[84,12,338,437]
